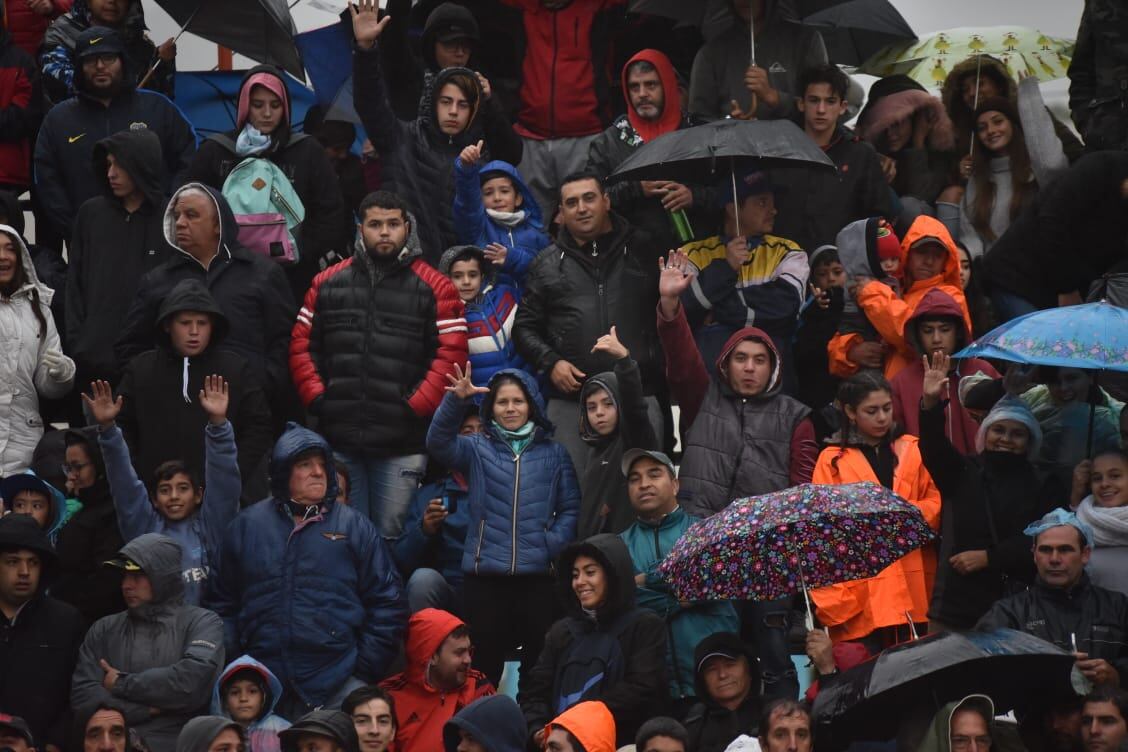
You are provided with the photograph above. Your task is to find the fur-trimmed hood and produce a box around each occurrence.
[857,75,955,152]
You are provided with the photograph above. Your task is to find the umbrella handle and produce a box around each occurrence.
[137,7,199,90]
[797,561,815,632]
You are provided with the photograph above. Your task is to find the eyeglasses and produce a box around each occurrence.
[82,53,119,68]
[62,461,91,475]
[951,736,992,751]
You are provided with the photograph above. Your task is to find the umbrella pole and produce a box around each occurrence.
[968,54,983,160]
[137,7,200,89]
[1088,371,1100,458]
[749,15,756,66]
[730,168,742,238]
[797,563,815,632]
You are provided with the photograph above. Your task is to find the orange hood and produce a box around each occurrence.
[621,49,682,143]
[545,701,616,752]
[405,608,465,684]
[899,215,962,292]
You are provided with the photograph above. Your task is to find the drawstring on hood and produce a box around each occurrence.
[154,278,230,406]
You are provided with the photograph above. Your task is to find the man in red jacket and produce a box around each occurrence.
[379,608,494,752]
[500,0,625,220]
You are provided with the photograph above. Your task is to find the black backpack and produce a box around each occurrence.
[552,608,643,714]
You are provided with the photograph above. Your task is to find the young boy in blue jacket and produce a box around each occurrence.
[82,376,241,607]
[439,245,534,389]
[452,141,549,281]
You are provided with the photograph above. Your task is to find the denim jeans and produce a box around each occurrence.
[990,288,1040,324]
[339,453,427,538]
[744,598,799,701]
[405,567,461,615]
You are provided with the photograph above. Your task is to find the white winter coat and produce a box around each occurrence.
[0,224,74,473]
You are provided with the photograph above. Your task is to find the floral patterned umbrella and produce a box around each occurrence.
[859,26,1074,88]
[658,482,936,603]
[954,301,1128,373]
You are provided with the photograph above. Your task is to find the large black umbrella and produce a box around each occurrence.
[153,0,305,79]
[812,629,1076,742]
[778,0,916,67]
[609,119,834,235]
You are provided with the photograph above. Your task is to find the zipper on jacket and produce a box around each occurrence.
[509,452,522,574]
[474,519,486,574]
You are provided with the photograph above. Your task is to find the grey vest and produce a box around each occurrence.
[678,386,811,518]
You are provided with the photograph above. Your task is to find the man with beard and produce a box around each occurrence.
[378,609,493,752]
[33,26,196,242]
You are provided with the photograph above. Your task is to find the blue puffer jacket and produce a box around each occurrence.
[426,369,579,576]
[208,423,407,706]
[452,159,549,280]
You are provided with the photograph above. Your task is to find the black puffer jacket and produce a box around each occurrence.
[114,183,297,402]
[520,534,668,748]
[186,64,351,301]
[513,213,664,398]
[353,44,522,262]
[919,402,1061,629]
[289,222,468,458]
[977,574,1128,686]
[66,128,175,384]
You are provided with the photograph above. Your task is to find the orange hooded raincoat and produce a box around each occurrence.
[828,215,971,381]
[809,435,942,642]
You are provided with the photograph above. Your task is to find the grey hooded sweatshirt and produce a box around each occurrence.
[71,533,225,752]
[176,717,244,752]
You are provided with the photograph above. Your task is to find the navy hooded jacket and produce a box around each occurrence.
[208,423,407,706]
[425,368,579,576]
[451,158,549,277]
[442,695,526,752]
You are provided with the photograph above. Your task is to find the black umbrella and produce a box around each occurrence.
[811,629,1076,742]
[779,0,916,67]
[152,0,305,79]
[609,119,834,235]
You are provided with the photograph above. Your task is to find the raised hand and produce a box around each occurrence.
[459,139,484,168]
[350,0,391,50]
[81,380,122,429]
[445,362,489,400]
[483,242,508,266]
[921,351,951,408]
[659,250,695,297]
[199,374,229,425]
[591,325,629,359]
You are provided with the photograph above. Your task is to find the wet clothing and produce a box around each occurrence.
[451,158,548,263]
[889,288,999,456]
[186,65,350,300]
[66,128,176,385]
[661,313,815,517]
[810,434,942,641]
[682,633,762,752]
[514,214,664,398]
[378,608,495,752]
[71,534,226,751]
[920,401,1061,629]
[115,183,297,403]
[1068,0,1128,151]
[99,419,240,607]
[208,423,407,707]
[521,534,667,748]
[977,574,1128,687]
[290,227,468,459]
[353,48,522,262]
[115,279,272,493]
[620,507,740,699]
[210,655,291,752]
[578,358,660,538]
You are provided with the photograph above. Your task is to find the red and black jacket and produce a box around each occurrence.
[290,237,468,457]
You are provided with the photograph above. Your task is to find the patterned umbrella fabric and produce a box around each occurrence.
[954,301,1128,373]
[860,26,1074,88]
[658,482,936,602]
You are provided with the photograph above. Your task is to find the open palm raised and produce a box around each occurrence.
[350,0,391,49]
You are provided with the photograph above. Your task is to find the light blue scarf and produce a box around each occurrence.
[235,124,272,156]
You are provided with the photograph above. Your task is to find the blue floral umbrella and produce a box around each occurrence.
[954,301,1128,372]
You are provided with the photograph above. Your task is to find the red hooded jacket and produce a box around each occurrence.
[621,48,681,143]
[502,0,624,139]
[379,609,494,752]
[889,288,999,456]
